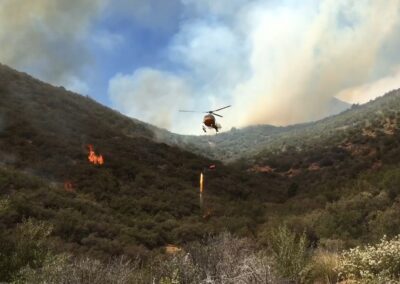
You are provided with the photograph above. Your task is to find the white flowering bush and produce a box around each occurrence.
[181,232,276,283]
[338,235,400,283]
[15,255,141,284]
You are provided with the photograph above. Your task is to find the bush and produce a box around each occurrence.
[15,256,141,284]
[191,233,273,283]
[381,169,400,199]
[0,218,54,282]
[0,197,10,215]
[268,225,310,282]
[151,232,276,283]
[338,235,400,283]
[151,252,200,284]
[302,250,339,284]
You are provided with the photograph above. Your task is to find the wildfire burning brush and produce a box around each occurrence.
[200,172,204,194]
[88,145,104,165]
[199,172,204,207]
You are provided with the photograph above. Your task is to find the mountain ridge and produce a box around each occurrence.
[151,90,397,162]
[2,62,400,261]
[0,63,287,258]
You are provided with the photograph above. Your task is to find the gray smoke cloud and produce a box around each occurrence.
[0,0,107,93]
[1,0,399,134]
[108,68,193,132]
[233,0,400,126]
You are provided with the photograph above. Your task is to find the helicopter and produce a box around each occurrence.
[179,105,231,133]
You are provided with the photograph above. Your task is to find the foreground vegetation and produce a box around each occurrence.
[3,208,400,283]
[3,64,400,282]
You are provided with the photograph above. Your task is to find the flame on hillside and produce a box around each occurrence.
[200,172,204,194]
[199,172,204,208]
[88,145,104,165]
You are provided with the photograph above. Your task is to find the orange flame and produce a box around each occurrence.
[200,172,204,193]
[88,145,104,165]
[199,172,204,208]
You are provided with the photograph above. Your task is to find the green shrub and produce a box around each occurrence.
[268,225,310,282]
[381,168,400,199]
[0,198,10,215]
[0,219,54,282]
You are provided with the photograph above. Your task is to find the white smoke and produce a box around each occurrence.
[108,68,194,132]
[109,0,400,133]
[337,67,400,104]
[232,0,400,126]
[2,0,399,133]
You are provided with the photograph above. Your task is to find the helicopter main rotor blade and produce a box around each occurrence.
[179,110,201,113]
[213,113,223,118]
[210,105,231,112]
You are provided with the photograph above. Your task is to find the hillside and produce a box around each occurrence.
[148,88,400,248]
[241,89,400,248]
[159,92,396,162]
[3,63,400,279]
[251,89,400,166]
[0,64,285,259]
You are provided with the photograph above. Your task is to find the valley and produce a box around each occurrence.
[2,64,400,282]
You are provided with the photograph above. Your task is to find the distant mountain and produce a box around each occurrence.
[155,92,398,163]
[247,89,400,168]
[328,97,351,116]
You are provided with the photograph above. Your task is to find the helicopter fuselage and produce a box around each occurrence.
[203,114,219,132]
[203,114,215,127]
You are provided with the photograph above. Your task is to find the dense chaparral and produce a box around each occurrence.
[2,64,400,282]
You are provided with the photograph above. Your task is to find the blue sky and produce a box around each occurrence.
[86,0,183,105]
[1,0,400,134]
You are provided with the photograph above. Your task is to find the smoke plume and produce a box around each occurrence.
[0,0,106,93]
[109,0,400,133]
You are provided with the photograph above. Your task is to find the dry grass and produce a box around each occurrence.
[302,249,339,284]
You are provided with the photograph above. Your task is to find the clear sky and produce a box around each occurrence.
[1,0,400,134]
